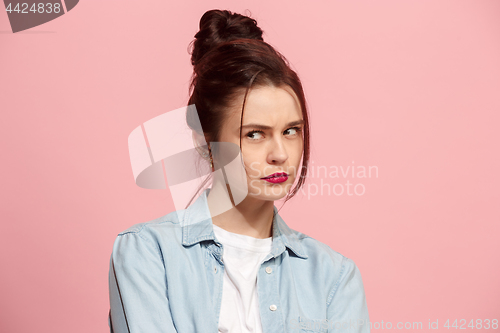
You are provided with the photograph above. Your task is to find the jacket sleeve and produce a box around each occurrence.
[326,257,370,333]
[108,229,178,332]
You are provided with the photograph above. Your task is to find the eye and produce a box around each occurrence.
[246,130,264,140]
[284,126,302,136]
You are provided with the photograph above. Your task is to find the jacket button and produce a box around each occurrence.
[265,267,272,274]
[269,304,277,311]
[214,266,217,273]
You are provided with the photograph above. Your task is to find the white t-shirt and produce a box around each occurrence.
[212,224,273,333]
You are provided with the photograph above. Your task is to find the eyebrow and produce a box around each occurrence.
[240,119,304,130]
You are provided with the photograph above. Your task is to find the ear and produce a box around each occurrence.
[192,130,210,159]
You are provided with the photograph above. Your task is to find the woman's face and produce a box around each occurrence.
[217,84,304,201]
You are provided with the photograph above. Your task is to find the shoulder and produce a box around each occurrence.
[292,228,349,267]
[290,228,362,295]
[300,232,346,262]
[113,209,186,247]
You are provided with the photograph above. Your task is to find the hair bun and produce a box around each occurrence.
[190,9,264,66]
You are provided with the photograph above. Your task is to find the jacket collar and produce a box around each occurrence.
[181,188,308,259]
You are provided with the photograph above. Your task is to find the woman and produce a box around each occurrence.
[108,9,370,333]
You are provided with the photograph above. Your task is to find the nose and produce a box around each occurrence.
[267,136,288,165]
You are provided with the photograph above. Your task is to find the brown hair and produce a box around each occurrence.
[185,9,310,207]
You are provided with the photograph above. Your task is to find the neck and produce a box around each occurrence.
[207,181,274,239]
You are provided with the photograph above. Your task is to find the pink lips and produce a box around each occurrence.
[261,172,288,184]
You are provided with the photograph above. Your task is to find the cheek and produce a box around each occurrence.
[242,152,264,178]
[288,142,303,177]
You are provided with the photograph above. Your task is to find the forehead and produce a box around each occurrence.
[227,85,302,125]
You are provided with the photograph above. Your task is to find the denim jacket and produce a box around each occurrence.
[108,188,370,333]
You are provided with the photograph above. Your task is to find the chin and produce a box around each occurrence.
[247,179,293,201]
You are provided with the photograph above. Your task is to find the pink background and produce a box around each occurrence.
[1,0,499,332]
